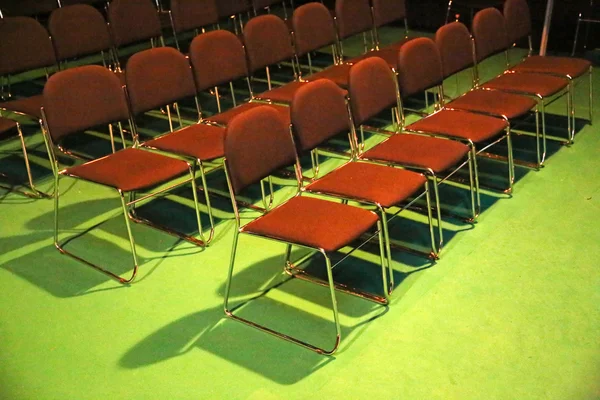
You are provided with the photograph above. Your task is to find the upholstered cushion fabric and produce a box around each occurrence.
[170,0,219,34]
[348,47,400,69]
[255,81,308,104]
[306,162,426,208]
[482,72,569,97]
[143,123,225,161]
[304,64,352,89]
[511,56,592,79]
[372,0,406,28]
[108,0,162,47]
[0,17,56,76]
[448,89,537,120]
[241,195,378,253]
[435,21,474,78]
[63,148,190,192]
[244,14,295,73]
[503,0,532,46]
[206,102,290,126]
[335,0,373,40]
[293,2,337,57]
[397,37,444,98]
[361,134,470,174]
[472,7,509,62]
[0,95,43,120]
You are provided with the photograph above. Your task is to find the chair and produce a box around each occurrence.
[223,105,388,354]
[471,7,572,146]
[48,4,113,70]
[348,57,476,251]
[125,46,227,245]
[445,0,504,25]
[435,21,541,168]
[169,0,219,51]
[107,0,164,71]
[216,0,252,33]
[252,0,294,18]
[0,17,57,121]
[291,78,437,269]
[0,0,59,17]
[334,0,375,61]
[40,65,206,283]
[188,29,290,126]
[503,0,593,133]
[572,0,600,56]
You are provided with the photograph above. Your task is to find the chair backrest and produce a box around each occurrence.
[42,65,130,144]
[472,7,509,62]
[224,106,296,195]
[435,21,474,78]
[170,0,219,34]
[108,0,162,47]
[49,4,112,62]
[371,0,406,28]
[503,0,531,46]
[253,0,280,10]
[292,2,337,58]
[216,0,251,18]
[188,30,248,92]
[397,37,444,98]
[0,0,58,17]
[243,14,295,74]
[348,56,397,127]
[125,47,196,116]
[335,0,373,41]
[0,17,57,77]
[291,79,350,154]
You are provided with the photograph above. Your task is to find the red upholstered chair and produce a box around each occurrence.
[216,0,251,34]
[0,17,57,121]
[125,46,229,245]
[0,0,58,17]
[503,0,593,131]
[252,0,294,18]
[333,0,374,61]
[348,57,476,250]
[40,65,206,283]
[435,21,542,168]
[169,0,219,51]
[223,105,387,355]
[291,79,437,270]
[471,7,572,146]
[444,0,505,25]
[188,29,290,126]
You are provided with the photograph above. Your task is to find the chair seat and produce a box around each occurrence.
[361,133,470,174]
[143,123,226,161]
[448,89,537,120]
[348,47,400,69]
[407,109,508,143]
[241,195,378,253]
[255,81,307,104]
[305,63,352,88]
[63,147,190,192]
[206,102,290,126]
[511,56,592,79]
[0,117,18,140]
[305,161,427,208]
[0,95,43,119]
[482,72,569,98]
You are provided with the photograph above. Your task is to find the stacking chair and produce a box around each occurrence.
[435,21,542,168]
[40,65,206,283]
[333,0,375,61]
[445,0,504,25]
[252,0,294,18]
[291,79,437,272]
[107,0,164,72]
[572,0,600,55]
[348,57,475,251]
[216,0,252,34]
[0,17,57,121]
[188,29,290,126]
[0,0,58,17]
[471,7,572,146]
[223,105,388,355]
[48,4,113,70]
[169,0,219,51]
[503,0,593,132]
[125,47,227,245]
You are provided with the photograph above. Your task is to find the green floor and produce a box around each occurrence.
[1,29,600,399]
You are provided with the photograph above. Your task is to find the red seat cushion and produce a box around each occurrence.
[361,133,470,174]
[407,110,508,144]
[63,148,190,192]
[448,89,537,120]
[206,102,290,126]
[143,123,226,161]
[0,95,43,119]
[255,81,307,104]
[242,195,378,253]
[305,63,352,88]
[305,161,427,208]
[482,72,569,98]
[348,47,399,69]
[511,56,591,79]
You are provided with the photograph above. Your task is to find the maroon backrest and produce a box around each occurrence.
[224,106,296,194]
[372,0,406,28]
[171,0,219,34]
[188,30,248,92]
[0,17,57,76]
[291,79,350,154]
[43,65,130,143]
[292,2,337,58]
[0,0,58,17]
[335,0,373,40]
[472,7,509,62]
[435,21,474,78]
[108,0,162,47]
[217,0,251,18]
[397,37,443,98]
[49,4,112,62]
[348,57,397,127]
[253,0,280,9]
[503,0,531,45]
[243,14,295,73]
[125,47,197,115]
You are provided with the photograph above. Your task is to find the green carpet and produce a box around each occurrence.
[1,27,599,400]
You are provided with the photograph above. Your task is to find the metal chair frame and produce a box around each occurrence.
[572,0,600,56]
